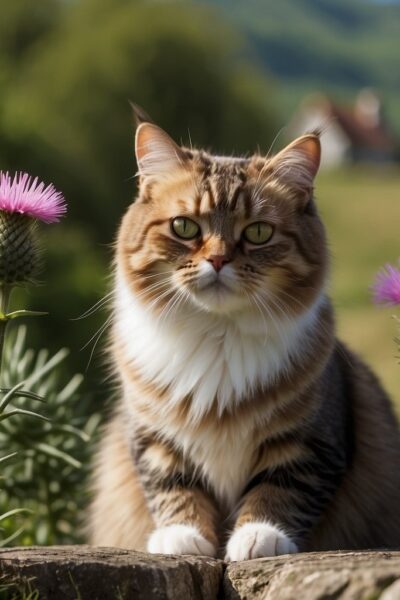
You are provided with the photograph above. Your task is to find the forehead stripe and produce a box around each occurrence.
[193,192,202,216]
[242,190,252,219]
[206,179,216,209]
[127,218,165,254]
[229,184,243,212]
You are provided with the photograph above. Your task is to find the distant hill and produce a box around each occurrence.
[200,0,400,133]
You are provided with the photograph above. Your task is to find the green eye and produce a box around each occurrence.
[243,222,273,245]
[171,217,200,240]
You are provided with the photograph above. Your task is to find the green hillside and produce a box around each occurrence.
[201,0,400,132]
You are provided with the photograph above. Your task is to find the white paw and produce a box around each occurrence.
[225,521,298,561]
[147,524,216,557]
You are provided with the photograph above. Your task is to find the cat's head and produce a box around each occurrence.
[117,119,328,320]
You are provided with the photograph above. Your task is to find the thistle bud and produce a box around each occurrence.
[0,212,39,284]
[0,172,66,286]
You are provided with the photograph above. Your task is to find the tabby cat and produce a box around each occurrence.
[89,113,400,560]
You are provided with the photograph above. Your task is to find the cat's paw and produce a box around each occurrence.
[147,524,217,557]
[225,521,298,561]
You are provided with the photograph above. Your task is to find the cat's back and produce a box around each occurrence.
[310,341,400,550]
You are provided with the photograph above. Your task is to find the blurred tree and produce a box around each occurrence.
[0,0,62,168]
[0,0,61,65]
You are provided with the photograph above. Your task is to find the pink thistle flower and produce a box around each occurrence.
[372,263,400,306]
[0,172,66,224]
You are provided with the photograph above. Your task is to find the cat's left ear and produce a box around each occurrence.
[269,133,321,198]
[135,122,188,182]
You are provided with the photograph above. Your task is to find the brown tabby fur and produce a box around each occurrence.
[88,115,400,557]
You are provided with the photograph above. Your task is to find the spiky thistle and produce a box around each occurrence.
[0,172,66,286]
[372,262,400,306]
[0,172,66,224]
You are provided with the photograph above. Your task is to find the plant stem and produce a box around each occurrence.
[0,285,11,381]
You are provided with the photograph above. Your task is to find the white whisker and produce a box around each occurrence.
[72,291,113,320]
[82,315,113,371]
[253,291,290,352]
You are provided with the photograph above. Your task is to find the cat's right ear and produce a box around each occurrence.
[135,123,187,182]
[130,102,154,127]
[267,133,321,199]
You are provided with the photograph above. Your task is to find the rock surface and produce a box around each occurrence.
[0,545,223,600]
[2,547,400,599]
[224,550,400,600]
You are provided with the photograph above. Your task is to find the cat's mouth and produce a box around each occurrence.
[192,271,237,299]
[197,278,232,292]
[187,276,247,313]
[178,263,248,312]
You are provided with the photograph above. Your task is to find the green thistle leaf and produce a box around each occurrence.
[0,508,32,523]
[0,325,101,546]
[2,310,49,321]
[0,382,27,411]
[0,408,50,423]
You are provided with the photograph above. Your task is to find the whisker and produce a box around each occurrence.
[247,290,268,336]
[84,316,113,371]
[181,274,201,285]
[72,291,113,320]
[187,128,193,150]
[146,287,176,313]
[136,270,176,280]
[254,292,290,351]
[134,280,172,300]
[81,315,113,352]
[277,288,319,312]
[158,288,187,327]
[265,126,287,160]
[250,126,286,205]
[272,288,335,343]
[80,313,113,372]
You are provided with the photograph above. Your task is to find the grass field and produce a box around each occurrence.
[316,167,399,409]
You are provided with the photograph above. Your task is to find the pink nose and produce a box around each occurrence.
[207,255,231,272]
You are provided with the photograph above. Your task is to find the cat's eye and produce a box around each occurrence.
[243,222,273,245]
[171,217,200,240]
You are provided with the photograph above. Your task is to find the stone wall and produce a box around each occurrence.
[1,546,400,599]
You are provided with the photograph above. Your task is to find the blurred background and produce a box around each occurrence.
[0,0,399,550]
[1,0,399,408]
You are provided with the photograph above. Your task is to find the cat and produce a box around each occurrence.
[88,113,400,560]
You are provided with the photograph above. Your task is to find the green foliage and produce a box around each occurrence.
[0,0,61,67]
[0,576,39,600]
[0,326,100,545]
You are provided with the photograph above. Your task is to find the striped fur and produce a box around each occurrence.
[88,121,400,559]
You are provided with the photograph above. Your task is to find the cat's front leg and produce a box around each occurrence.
[226,476,300,561]
[226,438,345,561]
[132,433,219,557]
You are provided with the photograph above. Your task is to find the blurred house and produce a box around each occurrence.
[288,90,398,169]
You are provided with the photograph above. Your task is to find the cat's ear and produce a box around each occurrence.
[130,102,154,127]
[269,133,321,196]
[135,122,187,181]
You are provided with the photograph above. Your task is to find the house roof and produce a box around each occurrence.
[328,103,394,151]
[298,92,396,152]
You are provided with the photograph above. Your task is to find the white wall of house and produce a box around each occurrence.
[288,107,352,169]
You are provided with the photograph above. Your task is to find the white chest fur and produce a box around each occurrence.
[115,273,321,418]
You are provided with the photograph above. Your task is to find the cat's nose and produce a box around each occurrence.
[207,255,231,272]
